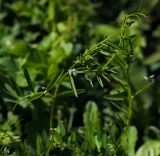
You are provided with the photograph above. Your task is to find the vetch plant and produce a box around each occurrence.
[2,13,153,156]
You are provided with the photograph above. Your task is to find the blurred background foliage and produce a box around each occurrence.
[0,0,160,155]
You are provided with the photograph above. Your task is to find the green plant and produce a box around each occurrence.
[0,12,152,156]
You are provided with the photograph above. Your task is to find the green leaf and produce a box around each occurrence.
[5,83,19,98]
[47,70,64,91]
[102,73,110,82]
[10,77,23,96]
[18,92,44,103]
[103,40,121,50]
[104,94,125,101]
[95,136,101,152]
[23,68,34,92]
[61,41,73,56]
[136,140,160,156]
[83,101,100,134]
[110,87,125,95]
[69,75,78,97]
[69,132,76,143]
[57,89,85,97]
[97,76,104,87]
[0,132,20,145]
[53,131,63,145]
[127,126,138,156]
[36,135,42,156]
[99,50,110,56]
[111,75,127,86]
[57,120,65,137]
[144,52,160,65]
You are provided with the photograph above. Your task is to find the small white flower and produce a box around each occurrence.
[72,68,78,76]
[68,69,72,76]
[41,86,46,90]
[69,68,78,76]
[144,74,155,83]
[149,75,155,79]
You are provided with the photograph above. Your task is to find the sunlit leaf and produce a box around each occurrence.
[97,76,104,87]
[99,50,110,56]
[69,75,78,97]
[127,126,138,156]
[136,140,160,156]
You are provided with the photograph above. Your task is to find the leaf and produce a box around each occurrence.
[99,50,110,56]
[47,70,64,91]
[111,101,127,112]
[10,77,23,96]
[0,132,20,145]
[83,101,100,134]
[110,87,125,95]
[36,135,42,155]
[97,76,104,87]
[69,132,76,143]
[104,94,125,101]
[57,120,65,137]
[61,41,73,56]
[103,40,121,50]
[69,75,78,97]
[95,136,101,152]
[111,75,127,86]
[57,89,85,97]
[136,140,160,156]
[52,131,63,145]
[23,68,34,92]
[127,126,138,156]
[102,73,110,82]
[5,83,19,98]
[18,92,44,103]
[144,52,160,65]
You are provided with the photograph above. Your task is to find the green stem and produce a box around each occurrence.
[49,72,68,128]
[126,67,133,125]
[116,67,133,154]
[47,72,68,155]
[127,86,133,125]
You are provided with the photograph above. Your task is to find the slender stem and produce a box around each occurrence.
[49,72,68,128]
[115,66,133,152]
[127,86,133,125]
[126,66,133,125]
[49,98,56,128]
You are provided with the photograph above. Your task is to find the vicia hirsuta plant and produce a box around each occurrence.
[1,13,151,155]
